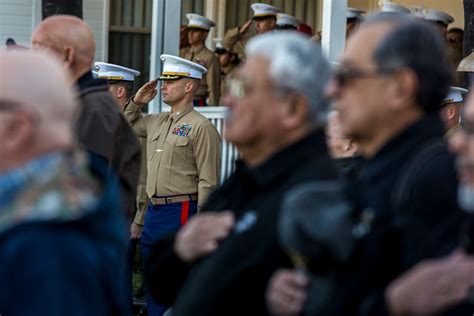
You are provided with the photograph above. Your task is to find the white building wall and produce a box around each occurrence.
[0,0,37,47]
[0,0,108,61]
[84,0,109,62]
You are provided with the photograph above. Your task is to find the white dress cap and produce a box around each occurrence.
[411,6,425,18]
[347,7,365,19]
[442,86,468,105]
[212,38,224,50]
[458,52,474,72]
[423,8,454,25]
[276,13,300,28]
[159,54,207,80]
[94,62,140,81]
[251,3,280,18]
[379,1,410,14]
[186,13,216,31]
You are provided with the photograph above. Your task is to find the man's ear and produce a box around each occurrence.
[346,139,359,155]
[3,112,35,152]
[184,81,193,94]
[281,94,309,130]
[389,68,418,111]
[63,46,75,68]
[117,86,126,99]
[269,19,276,28]
[447,106,456,120]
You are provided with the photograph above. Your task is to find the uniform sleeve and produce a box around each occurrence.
[133,184,148,225]
[193,121,221,208]
[223,27,242,52]
[133,138,149,225]
[223,27,247,61]
[123,99,149,138]
[206,54,221,106]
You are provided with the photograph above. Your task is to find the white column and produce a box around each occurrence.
[204,0,218,50]
[216,0,226,39]
[321,0,347,62]
[101,0,110,62]
[149,0,182,113]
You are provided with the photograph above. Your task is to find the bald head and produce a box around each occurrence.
[0,50,78,171]
[32,15,96,82]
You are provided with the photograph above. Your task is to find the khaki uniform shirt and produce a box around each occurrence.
[180,46,221,106]
[133,137,149,225]
[219,64,238,105]
[124,100,221,208]
[222,27,252,61]
[445,123,461,143]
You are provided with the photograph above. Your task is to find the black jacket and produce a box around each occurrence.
[333,112,471,315]
[145,130,339,316]
[75,71,141,217]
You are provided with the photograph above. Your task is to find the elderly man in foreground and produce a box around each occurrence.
[143,31,340,316]
[0,51,129,315]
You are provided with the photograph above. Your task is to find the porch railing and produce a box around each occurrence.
[195,107,239,183]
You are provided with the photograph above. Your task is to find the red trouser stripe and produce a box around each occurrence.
[180,201,190,225]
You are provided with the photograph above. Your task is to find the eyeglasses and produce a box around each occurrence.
[0,99,20,112]
[333,66,395,87]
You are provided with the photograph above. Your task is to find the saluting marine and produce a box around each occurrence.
[123,54,221,316]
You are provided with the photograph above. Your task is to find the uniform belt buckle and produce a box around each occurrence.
[165,197,172,204]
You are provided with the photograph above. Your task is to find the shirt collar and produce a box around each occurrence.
[0,152,63,206]
[76,70,108,93]
[170,103,194,122]
[190,45,205,55]
[361,112,445,181]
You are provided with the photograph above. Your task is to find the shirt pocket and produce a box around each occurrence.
[165,135,191,168]
[147,130,161,161]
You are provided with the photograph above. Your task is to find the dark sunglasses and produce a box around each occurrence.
[0,99,20,112]
[333,66,395,87]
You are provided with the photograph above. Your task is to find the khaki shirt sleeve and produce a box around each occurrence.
[123,99,148,138]
[133,137,149,225]
[133,183,148,225]
[207,54,221,106]
[223,27,242,51]
[223,27,247,60]
[194,121,221,207]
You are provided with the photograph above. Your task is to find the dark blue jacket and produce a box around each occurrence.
[0,154,128,316]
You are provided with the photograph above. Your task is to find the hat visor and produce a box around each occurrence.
[159,75,184,80]
[215,48,228,54]
[253,14,277,21]
[186,25,210,31]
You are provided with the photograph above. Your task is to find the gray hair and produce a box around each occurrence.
[364,14,452,112]
[246,31,331,128]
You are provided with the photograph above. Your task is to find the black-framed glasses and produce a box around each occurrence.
[333,66,395,87]
[0,99,20,112]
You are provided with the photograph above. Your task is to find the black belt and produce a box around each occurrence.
[150,194,198,205]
